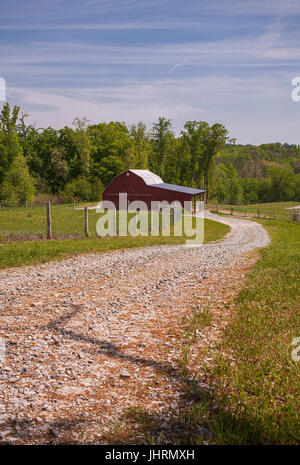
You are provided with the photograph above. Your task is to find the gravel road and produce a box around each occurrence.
[203,210,270,249]
[0,213,270,444]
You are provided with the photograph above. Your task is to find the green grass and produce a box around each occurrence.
[203,219,300,444]
[0,217,229,269]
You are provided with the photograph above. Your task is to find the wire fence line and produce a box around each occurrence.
[207,203,300,222]
[0,198,99,209]
[0,201,101,241]
[0,201,176,242]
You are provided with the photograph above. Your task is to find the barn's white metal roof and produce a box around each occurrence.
[129,169,163,185]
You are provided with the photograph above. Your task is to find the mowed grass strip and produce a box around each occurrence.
[0,218,229,269]
[210,219,300,444]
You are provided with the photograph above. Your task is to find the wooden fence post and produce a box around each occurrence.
[216,202,219,213]
[47,200,52,240]
[245,208,247,217]
[257,209,260,218]
[231,206,233,215]
[85,207,89,237]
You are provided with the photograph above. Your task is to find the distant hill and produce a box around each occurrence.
[218,143,300,178]
[213,143,300,204]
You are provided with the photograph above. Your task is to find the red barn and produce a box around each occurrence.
[102,169,205,210]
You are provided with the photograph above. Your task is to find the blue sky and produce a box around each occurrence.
[1,0,300,143]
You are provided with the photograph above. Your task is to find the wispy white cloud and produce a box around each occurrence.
[2,32,300,70]
[6,74,298,145]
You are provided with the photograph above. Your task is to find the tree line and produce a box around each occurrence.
[0,102,299,205]
[214,143,300,204]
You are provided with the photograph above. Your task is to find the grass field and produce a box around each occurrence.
[0,217,229,269]
[189,218,300,444]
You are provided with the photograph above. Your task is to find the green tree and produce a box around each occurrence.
[71,117,92,178]
[95,155,127,187]
[48,147,69,194]
[163,137,182,184]
[22,126,61,193]
[0,153,35,202]
[130,121,151,169]
[89,122,132,186]
[294,174,300,200]
[215,163,243,204]
[201,123,228,202]
[0,103,23,184]
[176,136,193,186]
[181,121,228,201]
[268,166,296,201]
[62,176,103,202]
[149,117,175,178]
[181,121,205,188]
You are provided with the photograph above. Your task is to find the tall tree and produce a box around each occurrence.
[149,117,174,178]
[181,121,207,188]
[48,147,69,193]
[0,153,35,202]
[201,123,228,202]
[130,121,151,169]
[215,163,243,205]
[29,127,61,192]
[268,166,296,201]
[89,122,132,186]
[181,121,228,201]
[0,103,23,184]
[71,117,92,178]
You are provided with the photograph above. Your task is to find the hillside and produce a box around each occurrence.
[213,143,300,204]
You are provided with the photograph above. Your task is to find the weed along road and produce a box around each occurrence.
[0,213,270,444]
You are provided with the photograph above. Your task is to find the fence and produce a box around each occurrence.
[0,200,30,209]
[207,203,299,222]
[0,198,66,209]
[0,201,99,242]
[290,210,300,223]
[0,201,177,242]
[0,198,99,209]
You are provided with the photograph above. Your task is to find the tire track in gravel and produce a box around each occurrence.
[0,213,270,444]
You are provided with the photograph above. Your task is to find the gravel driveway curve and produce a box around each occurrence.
[203,210,270,249]
[0,213,270,444]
